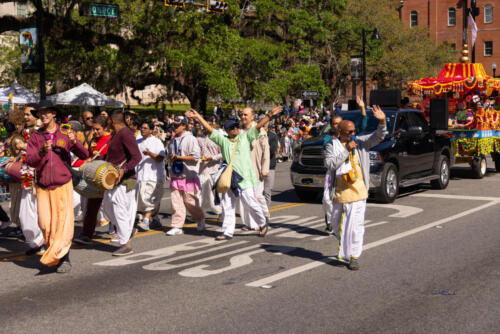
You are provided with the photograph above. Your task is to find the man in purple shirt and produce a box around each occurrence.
[101,110,142,256]
[27,106,89,273]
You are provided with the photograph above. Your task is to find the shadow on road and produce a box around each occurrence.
[261,244,347,268]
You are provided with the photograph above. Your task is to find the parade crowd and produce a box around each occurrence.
[0,97,385,273]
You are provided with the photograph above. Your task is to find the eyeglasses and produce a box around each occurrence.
[228,125,239,130]
[344,130,356,135]
[85,117,93,121]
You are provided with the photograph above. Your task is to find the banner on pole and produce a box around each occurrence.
[350,56,363,82]
[19,27,41,73]
[468,13,478,48]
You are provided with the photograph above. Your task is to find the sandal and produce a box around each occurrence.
[259,224,269,237]
[215,234,232,241]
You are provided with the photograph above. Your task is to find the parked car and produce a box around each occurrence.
[290,108,453,203]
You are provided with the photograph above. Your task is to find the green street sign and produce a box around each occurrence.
[80,3,119,19]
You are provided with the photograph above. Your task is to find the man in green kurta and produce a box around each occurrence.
[185,106,282,240]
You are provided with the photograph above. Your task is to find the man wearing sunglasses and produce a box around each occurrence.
[324,105,387,271]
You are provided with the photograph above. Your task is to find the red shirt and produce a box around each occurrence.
[26,125,89,189]
[106,127,141,179]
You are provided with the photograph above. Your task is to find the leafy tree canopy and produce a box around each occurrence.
[0,0,454,111]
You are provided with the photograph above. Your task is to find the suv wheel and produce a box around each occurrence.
[471,155,487,179]
[430,155,450,189]
[375,163,399,203]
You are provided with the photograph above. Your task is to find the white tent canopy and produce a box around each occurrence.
[0,83,40,104]
[47,83,124,107]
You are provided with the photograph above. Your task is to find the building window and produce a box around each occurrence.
[448,8,456,26]
[484,41,493,56]
[17,1,28,18]
[410,11,418,27]
[484,5,493,23]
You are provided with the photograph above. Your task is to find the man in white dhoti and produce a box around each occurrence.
[324,105,387,270]
[101,110,142,256]
[136,120,166,232]
[239,109,270,230]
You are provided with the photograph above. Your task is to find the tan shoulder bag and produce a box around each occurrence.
[216,136,239,194]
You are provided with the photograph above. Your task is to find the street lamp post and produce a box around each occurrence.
[36,0,46,101]
[493,63,497,78]
[398,0,404,20]
[362,28,380,106]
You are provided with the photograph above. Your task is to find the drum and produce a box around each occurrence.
[5,161,22,183]
[74,179,104,199]
[0,157,17,183]
[80,160,119,190]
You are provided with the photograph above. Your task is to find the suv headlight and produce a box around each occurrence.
[369,151,382,161]
[293,150,301,163]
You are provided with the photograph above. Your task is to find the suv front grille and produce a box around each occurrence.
[300,145,324,167]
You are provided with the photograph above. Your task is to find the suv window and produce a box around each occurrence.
[408,112,430,132]
[396,113,410,131]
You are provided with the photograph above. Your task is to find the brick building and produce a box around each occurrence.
[400,0,500,77]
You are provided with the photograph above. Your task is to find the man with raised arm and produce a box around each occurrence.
[185,106,282,240]
[324,105,387,271]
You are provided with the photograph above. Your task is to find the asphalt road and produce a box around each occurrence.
[0,160,499,334]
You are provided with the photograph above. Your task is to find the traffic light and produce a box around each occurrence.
[207,0,228,13]
[165,0,185,8]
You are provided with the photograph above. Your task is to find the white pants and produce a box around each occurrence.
[331,200,366,261]
[19,188,44,248]
[73,190,87,218]
[199,173,222,214]
[322,172,334,224]
[240,182,269,229]
[137,180,164,213]
[221,188,266,237]
[102,184,138,246]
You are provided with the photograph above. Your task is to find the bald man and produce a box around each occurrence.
[239,108,271,230]
[324,105,387,270]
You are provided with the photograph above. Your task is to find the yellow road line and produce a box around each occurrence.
[0,202,306,262]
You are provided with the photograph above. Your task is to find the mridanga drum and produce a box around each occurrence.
[74,178,103,199]
[80,160,119,191]
[0,157,17,183]
[5,161,23,183]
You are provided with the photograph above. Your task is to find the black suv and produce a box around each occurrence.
[290,109,453,203]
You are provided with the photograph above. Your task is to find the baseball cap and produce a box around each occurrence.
[172,116,188,126]
[224,118,239,129]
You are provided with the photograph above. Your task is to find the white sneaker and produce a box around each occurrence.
[197,221,206,232]
[137,221,150,232]
[166,228,184,236]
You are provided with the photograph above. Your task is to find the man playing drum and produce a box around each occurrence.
[101,110,141,256]
[26,105,89,273]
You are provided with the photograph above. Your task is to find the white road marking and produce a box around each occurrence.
[365,221,390,228]
[412,193,499,201]
[366,203,423,218]
[94,215,306,267]
[245,199,498,287]
[95,239,247,267]
[178,245,297,277]
[276,219,324,238]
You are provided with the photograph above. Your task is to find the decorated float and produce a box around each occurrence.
[408,45,500,178]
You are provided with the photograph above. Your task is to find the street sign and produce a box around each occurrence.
[80,3,119,19]
[302,90,319,98]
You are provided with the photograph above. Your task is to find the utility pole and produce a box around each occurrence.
[461,0,468,48]
[36,0,46,101]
